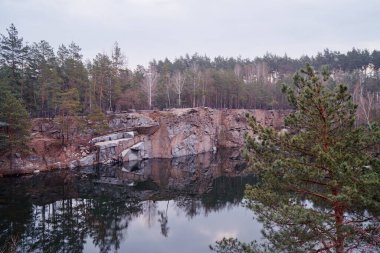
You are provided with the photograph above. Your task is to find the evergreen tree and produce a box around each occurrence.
[0,90,30,169]
[56,88,81,145]
[110,42,125,111]
[87,106,109,135]
[57,43,89,111]
[25,40,61,116]
[239,64,380,252]
[0,24,29,99]
[89,53,113,111]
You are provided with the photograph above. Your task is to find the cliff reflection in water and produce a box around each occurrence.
[0,149,258,253]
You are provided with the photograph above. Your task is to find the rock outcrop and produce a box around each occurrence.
[0,108,290,175]
[70,107,289,167]
[146,108,288,158]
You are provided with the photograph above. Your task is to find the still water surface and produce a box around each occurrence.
[0,151,262,252]
[83,199,260,253]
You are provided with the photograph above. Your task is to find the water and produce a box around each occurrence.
[0,150,262,253]
[82,199,260,253]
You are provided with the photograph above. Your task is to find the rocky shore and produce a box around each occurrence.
[0,107,289,175]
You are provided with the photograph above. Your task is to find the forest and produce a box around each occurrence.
[1,23,380,118]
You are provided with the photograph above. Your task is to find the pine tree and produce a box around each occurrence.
[240,65,380,252]
[56,88,81,145]
[0,90,30,169]
[25,40,61,116]
[87,106,109,135]
[90,53,113,111]
[57,42,89,111]
[0,24,29,99]
[110,42,125,111]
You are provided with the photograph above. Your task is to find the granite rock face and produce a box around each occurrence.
[148,108,218,158]
[146,108,289,158]
[92,107,289,162]
[0,108,289,174]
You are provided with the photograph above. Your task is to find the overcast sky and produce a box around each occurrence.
[0,0,379,68]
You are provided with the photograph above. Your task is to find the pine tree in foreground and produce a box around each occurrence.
[212,64,380,253]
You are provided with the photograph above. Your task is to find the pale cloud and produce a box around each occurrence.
[213,230,239,241]
[198,226,239,242]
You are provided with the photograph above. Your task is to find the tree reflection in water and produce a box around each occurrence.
[157,201,170,237]
[0,149,256,253]
[1,197,143,253]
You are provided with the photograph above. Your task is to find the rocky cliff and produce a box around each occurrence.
[0,108,290,175]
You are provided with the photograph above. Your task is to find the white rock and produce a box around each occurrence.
[90,132,134,144]
[127,182,136,187]
[127,150,139,161]
[68,160,79,169]
[131,142,144,151]
[95,138,132,149]
[79,154,96,167]
[121,148,130,158]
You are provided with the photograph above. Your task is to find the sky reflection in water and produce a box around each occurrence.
[83,199,261,253]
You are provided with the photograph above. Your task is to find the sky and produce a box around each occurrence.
[0,0,379,68]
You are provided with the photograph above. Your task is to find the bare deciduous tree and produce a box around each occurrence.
[352,72,375,128]
[234,63,242,79]
[164,72,172,108]
[243,64,256,83]
[190,63,201,107]
[143,66,158,109]
[359,88,375,128]
[173,71,185,107]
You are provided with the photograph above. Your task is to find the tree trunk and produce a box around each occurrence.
[334,202,345,253]
[166,86,171,108]
[8,127,14,170]
[149,82,152,109]
[333,185,345,253]
[108,78,112,111]
[193,80,196,108]
[9,149,13,170]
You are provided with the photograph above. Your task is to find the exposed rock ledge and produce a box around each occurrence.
[0,108,290,175]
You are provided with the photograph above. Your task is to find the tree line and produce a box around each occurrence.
[2,23,380,117]
[1,23,380,155]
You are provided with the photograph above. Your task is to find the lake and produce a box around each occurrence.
[0,150,263,253]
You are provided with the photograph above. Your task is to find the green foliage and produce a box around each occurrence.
[25,40,61,116]
[55,88,81,145]
[87,107,109,135]
[57,88,81,115]
[57,43,89,108]
[0,90,30,156]
[241,64,380,252]
[0,23,29,99]
[210,238,266,253]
